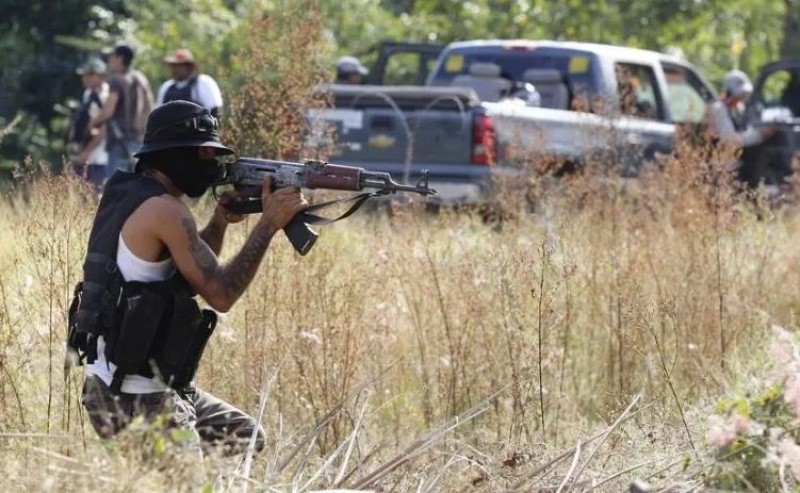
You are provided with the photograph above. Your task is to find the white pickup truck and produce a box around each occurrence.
[428,40,719,174]
[312,40,719,204]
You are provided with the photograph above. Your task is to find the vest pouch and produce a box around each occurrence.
[110,288,166,380]
[72,281,110,336]
[171,309,217,389]
[66,282,89,368]
[157,296,205,387]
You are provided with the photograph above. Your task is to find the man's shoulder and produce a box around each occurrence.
[108,73,128,92]
[706,100,728,119]
[138,194,191,223]
[131,69,152,87]
[197,73,220,87]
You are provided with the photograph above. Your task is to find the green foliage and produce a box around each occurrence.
[127,0,241,86]
[0,0,796,172]
[704,330,800,491]
[223,0,331,158]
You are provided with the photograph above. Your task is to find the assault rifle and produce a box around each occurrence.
[213,158,437,255]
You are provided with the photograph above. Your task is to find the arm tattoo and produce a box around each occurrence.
[199,216,226,255]
[218,219,275,301]
[181,216,276,306]
[182,217,218,281]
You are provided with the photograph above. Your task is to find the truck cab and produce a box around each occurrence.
[428,40,716,124]
[425,40,717,174]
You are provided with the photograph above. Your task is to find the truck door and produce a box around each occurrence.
[369,42,445,86]
[610,62,674,171]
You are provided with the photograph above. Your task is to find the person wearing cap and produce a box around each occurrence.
[157,48,223,117]
[69,58,110,190]
[90,44,155,175]
[706,69,779,187]
[75,100,308,454]
[335,56,369,84]
[706,69,777,147]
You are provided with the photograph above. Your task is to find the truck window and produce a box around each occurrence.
[757,68,800,116]
[614,63,663,121]
[661,63,711,123]
[429,48,600,106]
[384,52,426,86]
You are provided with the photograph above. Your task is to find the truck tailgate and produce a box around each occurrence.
[307,85,496,204]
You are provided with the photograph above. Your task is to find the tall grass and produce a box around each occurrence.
[2,3,800,490]
[2,144,800,490]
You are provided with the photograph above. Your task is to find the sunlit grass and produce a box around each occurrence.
[2,150,799,490]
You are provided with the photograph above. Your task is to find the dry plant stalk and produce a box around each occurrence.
[1,50,799,492]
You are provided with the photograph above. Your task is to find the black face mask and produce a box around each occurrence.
[143,148,222,198]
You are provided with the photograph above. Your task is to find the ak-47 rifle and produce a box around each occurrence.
[214,158,437,255]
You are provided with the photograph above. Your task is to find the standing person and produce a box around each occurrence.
[706,70,781,188]
[69,101,308,453]
[69,58,110,191]
[706,70,776,148]
[335,56,369,85]
[91,44,155,175]
[157,49,223,117]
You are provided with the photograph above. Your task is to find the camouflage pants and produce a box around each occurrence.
[81,375,265,455]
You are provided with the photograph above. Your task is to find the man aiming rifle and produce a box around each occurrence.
[68,99,435,454]
[70,100,307,454]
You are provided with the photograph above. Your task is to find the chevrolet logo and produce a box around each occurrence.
[368,134,396,149]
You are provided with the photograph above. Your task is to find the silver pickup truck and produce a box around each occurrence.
[310,40,719,203]
[433,40,720,172]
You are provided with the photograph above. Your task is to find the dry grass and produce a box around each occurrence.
[1,143,800,491]
[3,3,799,490]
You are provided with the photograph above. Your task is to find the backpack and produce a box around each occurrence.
[123,70,154,137]
[70,91,103,146]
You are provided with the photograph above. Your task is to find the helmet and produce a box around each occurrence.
[723,70,753,98]
[134,100,234,157]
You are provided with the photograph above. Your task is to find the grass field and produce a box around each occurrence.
[1,156,799,491]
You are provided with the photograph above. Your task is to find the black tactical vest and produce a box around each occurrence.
[67,171,216,393]
[163,77,199,106]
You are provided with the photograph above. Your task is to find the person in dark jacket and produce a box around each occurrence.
[75,100,307,455]
[705,70,783,189]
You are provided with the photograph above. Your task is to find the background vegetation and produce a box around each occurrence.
[1,0,799,169]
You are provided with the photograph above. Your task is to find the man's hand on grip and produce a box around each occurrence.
[214,191,247,225]
[259,177,308,231]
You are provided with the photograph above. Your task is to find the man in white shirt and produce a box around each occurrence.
[157,49,223,117]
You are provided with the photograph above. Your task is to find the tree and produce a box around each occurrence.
[780,0,800,58]
[0,1,128,166]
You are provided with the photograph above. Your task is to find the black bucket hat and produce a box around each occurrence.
[134,100,234,157]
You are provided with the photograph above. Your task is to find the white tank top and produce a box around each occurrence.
[86,234,176,394]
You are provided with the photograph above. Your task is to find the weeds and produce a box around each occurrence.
[2,5,800,490]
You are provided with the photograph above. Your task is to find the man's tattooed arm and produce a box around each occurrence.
[181,217,276,310]
[199,215,226,255]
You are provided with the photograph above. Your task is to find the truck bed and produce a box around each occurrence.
[309,84,495,205]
